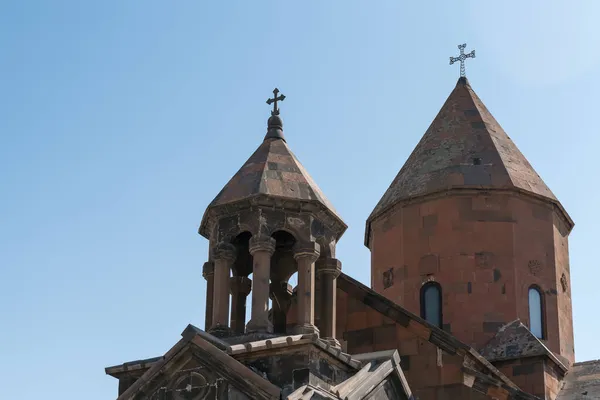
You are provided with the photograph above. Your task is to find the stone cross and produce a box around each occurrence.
[449,43,475,77]
[266,88,285,116]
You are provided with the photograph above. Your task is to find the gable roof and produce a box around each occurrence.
[337,273,539,400]
[479,320,568,372]
[367,77,572,236]
[114,325,281,400]
[288,351,412,400]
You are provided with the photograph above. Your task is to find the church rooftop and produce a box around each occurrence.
[199,89,345,238]
[367,76,572,242]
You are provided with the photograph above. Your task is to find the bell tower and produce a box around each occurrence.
[366,76,575,365]
[199,89,347,345]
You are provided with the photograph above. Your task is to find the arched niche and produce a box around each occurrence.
[231,231,252,277]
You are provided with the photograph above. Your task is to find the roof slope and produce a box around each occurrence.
[114,325,281,400]
[208,137,339,217]
[479,320,567,372]
[557,360,600,399]
[337,273,539,400]
[287,351,412,400]
[369,77,557,222]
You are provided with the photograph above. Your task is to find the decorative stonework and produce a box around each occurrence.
[151,368,218,400]
[561,273,568,293]
[528,260,542,276]
[383,268,394,289]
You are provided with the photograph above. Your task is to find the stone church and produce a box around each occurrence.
[105,70,599,399]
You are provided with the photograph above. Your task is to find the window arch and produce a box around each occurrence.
[528,286,545,339]
[421,282,442,328]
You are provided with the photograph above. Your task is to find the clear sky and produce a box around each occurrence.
[1,1,599,398]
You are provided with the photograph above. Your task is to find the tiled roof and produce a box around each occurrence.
[206,133,340,218]
[369,77,559,223]
[479,320,568,372]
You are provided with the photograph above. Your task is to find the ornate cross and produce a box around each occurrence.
[266,88,285,116]
[449,43,475,77]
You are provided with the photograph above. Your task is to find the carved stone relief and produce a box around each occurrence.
[561,273,568,293]
[150,368,221,400]
[383,267,394,289]
[528,260,542,276]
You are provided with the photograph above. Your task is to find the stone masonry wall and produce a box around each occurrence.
[368,192,572,363]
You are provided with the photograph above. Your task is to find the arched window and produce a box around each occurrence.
[528,286,545,339]
[421,282,442,328]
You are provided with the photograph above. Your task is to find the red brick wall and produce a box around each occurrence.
[368,192,573,363]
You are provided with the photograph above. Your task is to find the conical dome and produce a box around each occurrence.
[367,77,572,242]
[200,114,344,238]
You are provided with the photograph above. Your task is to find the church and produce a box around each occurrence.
[105,46,599,399]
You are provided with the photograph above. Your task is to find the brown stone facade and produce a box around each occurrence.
[367,190,574,366]
[332,274,537,400]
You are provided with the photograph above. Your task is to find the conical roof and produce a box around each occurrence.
[208,137,339,214]
[368,77,563,223]
[200,115,343,237]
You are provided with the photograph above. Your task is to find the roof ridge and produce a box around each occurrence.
[463,83,519,191]
[479,318,568,372]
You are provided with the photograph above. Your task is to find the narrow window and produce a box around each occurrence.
[528,286,544,339]
[421,282,442,328]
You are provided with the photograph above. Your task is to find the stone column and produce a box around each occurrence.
[210,242,237,335]
[317,258,342,346]
[246,235,276,333]
[294,241,320,335]
[270,281,294,334]
[229,276,252,335]
[202,261,215,331]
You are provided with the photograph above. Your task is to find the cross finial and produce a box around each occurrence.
[449,43,475,77]
[266,88,286,116]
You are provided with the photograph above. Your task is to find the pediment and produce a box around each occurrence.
[117,332,280,400]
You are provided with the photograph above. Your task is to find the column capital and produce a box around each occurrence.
[293,241,320,262]
[202,261,214,279]
[249,235,276,256]
[230,276,252,296]
[316,258,342,278]
[213,242,237,262]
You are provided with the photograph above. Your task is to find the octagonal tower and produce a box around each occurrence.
[200,96,346,346]
[366,77,575,365]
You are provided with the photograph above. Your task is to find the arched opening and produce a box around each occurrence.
[231,232,252,277]
[270,230,297,334]
[420,282,442,328]
[230,232,252,335]
[528,286,545,339]
[288,271,298,288]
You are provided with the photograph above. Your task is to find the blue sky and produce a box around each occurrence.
[1,1,599,398]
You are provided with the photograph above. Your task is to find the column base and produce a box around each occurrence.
[246,318,273,334]
[294,324,320,336]
[208,324,232,338]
